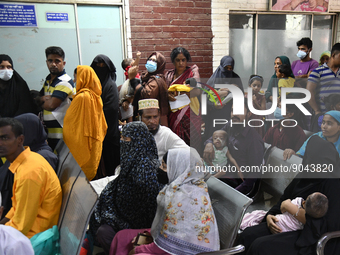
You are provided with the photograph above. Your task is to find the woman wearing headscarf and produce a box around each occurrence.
[129,52,169,126]
[164,47,202,154]
[0,54,36,117]
[89,122,163,254]
[283,110,340,160]
[63,65,108,181]
[265,56,294,103]
[109,147,220,255]
[238,135,340,255]
[319,50,331,66]
[203,55,243,139]
[0,113,58,219]
[91,55,120,177]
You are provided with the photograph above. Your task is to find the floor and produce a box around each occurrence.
[93,246,105,255]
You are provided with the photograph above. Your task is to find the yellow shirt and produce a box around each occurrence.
[278,77,295,97]
[5,147,62,238]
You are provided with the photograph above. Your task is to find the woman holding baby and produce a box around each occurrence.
[238,135,340,255]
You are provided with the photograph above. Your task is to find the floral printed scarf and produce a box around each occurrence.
[151,148,220,254]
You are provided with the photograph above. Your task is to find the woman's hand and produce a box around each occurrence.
[168,91,177,101]
[214,103,224,109]
[266,215,282,234]
[283,149,296,161]
[203,143,215,165]
[218,88,229,98]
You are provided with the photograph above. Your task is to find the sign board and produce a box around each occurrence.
[0,3,37,27]
[46,12,69,22]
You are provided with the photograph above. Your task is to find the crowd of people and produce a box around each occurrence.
[0,36,340,255]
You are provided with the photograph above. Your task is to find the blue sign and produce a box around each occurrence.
[46,12,68,22]
[0,4,37,27]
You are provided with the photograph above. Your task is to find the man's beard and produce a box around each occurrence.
[149,124,160,135]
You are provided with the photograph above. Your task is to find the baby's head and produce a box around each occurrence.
[304,192,328,219]
[121,58,134,70]
[276,64,292,79]
[212,130,228,150]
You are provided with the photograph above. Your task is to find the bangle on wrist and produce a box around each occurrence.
[295,207,300,217]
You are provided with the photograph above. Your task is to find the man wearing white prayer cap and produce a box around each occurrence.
[138,99,188,163]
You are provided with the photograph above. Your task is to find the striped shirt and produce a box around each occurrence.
[308,63,340,113]
[40,70,75,139]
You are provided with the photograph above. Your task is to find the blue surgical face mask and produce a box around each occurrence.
[274,107,284,120]
[297,50,307,60]
[145,61,157,73]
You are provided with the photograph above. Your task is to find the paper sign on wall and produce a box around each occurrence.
[0,3,37,27]
[46,12,69,22]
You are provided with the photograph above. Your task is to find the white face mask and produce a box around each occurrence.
[297,50,308,60]
[0,69,13,81]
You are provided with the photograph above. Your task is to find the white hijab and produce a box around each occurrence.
[151,148,220,255]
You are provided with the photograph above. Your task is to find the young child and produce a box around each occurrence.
[240,192,328,232]
[119,51,141,123]
[277,64,295,95]
[247,75,266,137]
[319,50,331,66]
[121,51,141,80]
[205,130,243,180]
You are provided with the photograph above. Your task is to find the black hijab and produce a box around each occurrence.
[91,54,117,85]
[15,113,58,169]
[266,136,340,255]
[90,55,120,176]
[0,54,36,117]
[90,122,163,237]
[206,55,243,91]
[90,54,119,138]
[203,56,244,136]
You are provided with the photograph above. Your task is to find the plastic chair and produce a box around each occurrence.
[197,176,252,254]
[55,139,70,177]
[57,153,98,255]
[261,145,302,198]
[303,129,315,139]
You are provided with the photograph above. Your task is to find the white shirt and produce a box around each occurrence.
[153,125,188,163]
[0,225,34,255]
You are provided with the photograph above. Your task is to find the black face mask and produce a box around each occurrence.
[157,168,169,185]
[93,66,109,84]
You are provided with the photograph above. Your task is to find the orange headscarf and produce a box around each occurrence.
[63,65,108,180]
